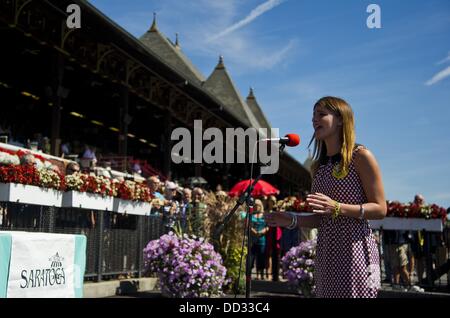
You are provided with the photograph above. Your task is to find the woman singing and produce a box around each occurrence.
[265,96,386,298]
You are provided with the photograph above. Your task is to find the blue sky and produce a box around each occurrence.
[89,0,450,207]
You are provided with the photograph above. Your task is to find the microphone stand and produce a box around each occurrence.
[212,173,263,246]
[213,143,287,298]
[212,173,261,298]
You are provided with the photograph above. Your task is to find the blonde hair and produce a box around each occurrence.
[254,199,264,212]
[308,96,355,176]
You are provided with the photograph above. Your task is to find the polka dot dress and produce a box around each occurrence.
[312,147,380,298]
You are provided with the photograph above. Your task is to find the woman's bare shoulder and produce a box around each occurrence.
[354,146,378,170]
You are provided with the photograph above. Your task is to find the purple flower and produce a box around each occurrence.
[143,233,227,298]
[281,239,317,297]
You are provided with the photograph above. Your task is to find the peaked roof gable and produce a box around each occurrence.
[139,14,205,85]
[246,88,272,132]
[203,57,261,130]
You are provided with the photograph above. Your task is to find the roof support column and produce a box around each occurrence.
[162,110,172,179]
[50,53,64,156]
[119,86,129,158]
[194,163,202,179]
[223,164,231,189]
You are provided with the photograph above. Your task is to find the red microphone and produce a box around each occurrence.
[261,133,300,147]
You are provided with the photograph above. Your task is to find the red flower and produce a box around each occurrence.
[0,164,66,191]
[0,165,40,186]
[386,200,447,222]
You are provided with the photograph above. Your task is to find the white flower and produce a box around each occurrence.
[37,167,61,189]
[0,152,20,165]
[65,173,84,191]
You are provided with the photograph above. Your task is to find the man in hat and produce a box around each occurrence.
[162,181,180,233]
[187,187,207,238]
[179,188,193,233]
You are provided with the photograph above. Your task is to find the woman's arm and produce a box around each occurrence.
[306,148,387,220]
[260,226,270,236]
[349,147,387,219]
[298,214,321,228]
[264,212,321,229]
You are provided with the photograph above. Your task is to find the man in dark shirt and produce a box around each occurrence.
[390,230,424,292]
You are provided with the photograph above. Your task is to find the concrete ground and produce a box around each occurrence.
[90,278,450,298]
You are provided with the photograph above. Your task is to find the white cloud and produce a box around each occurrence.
[437,51,450,65]
[425,66,450,86]
[208,0,285,42]
[128,0,298,73]
[206,38,297,72]
[259,39,296,67]
[96,0,296,73]
[425,51,450,86]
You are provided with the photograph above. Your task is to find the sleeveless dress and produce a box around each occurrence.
[311,147,381,298]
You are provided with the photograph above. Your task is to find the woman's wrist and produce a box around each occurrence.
[332,201,341,219]
[338,203,368,219]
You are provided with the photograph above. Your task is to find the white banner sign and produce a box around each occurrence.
[7,232,75,298]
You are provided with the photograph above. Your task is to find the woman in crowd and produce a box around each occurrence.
[250,199,269,280]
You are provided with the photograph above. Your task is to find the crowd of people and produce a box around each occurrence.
[143,176,314,282]
[247,196,307,282]
[381,194,449,292]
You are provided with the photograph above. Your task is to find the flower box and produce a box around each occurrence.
[0,183,62,207]
[368,217,443,232]
[62,191,113,211]
[112,198,152,216]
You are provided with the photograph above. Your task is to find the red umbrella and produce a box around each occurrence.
[228,179,279,198]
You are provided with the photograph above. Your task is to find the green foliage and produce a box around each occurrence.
[197,192,248,294]
[172,220,184,237]
[222,244,247,294]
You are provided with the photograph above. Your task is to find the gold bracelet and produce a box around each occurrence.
[332,201,341,220]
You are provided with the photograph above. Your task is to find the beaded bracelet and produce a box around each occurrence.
[286,213,298,230]
[332,201,341,220]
